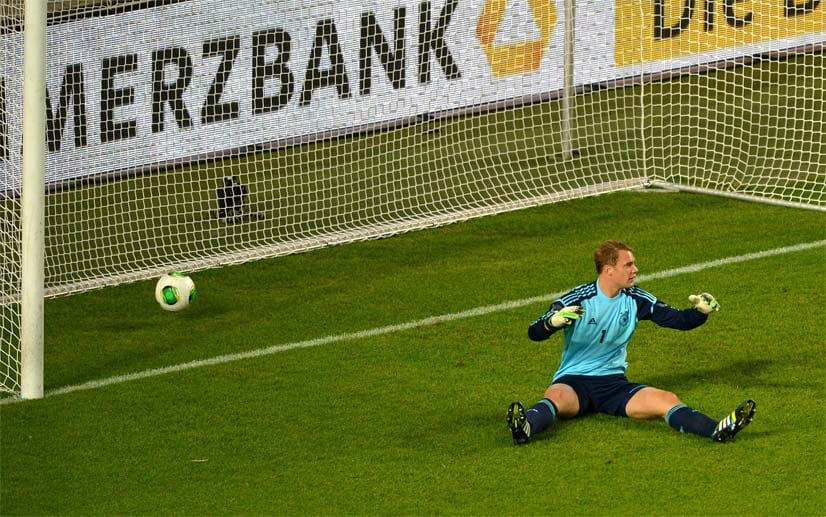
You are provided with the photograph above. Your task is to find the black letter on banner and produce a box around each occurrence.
[0,78,6,162]
[100,54,138,143]
[202,35,240,125]
[785,0,820,15]
[704,0,715,31]
[360,9,407,96]
[300,19,352,107]
[654,0,695,38]
[152,47,194,133]
[252,28,295,114]
[417,0,461,84]
[724,0,752,26]
[46,64,88,152]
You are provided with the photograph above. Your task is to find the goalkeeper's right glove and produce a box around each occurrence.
[689,293,720,314]
[547,306,585,328]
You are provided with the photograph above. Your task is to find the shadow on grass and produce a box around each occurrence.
[636,358,820,391]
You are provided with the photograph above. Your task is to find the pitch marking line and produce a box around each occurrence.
[4,239,824,404]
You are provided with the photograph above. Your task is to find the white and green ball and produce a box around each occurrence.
[155,273,197,312]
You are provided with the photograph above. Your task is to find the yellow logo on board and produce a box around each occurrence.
[476,0,558,77]
[616,0,825,66]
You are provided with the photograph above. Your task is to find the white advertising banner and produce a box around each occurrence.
[1,0,823,192]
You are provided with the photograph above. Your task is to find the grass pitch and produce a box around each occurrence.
[2,191,824,515]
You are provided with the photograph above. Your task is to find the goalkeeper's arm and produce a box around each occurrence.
[689,292,720,314]
[529,303,584,341]
[646,292,720,330]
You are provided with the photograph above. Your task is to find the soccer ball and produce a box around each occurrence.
[155,273,197,312]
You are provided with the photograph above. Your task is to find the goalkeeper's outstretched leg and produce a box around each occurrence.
[506,401,532,445]
[711,399,756,442]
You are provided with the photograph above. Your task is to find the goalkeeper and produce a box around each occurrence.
[507,240,755,445]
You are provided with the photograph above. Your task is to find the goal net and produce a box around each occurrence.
[1,0,23,394]
[1,0,823,395]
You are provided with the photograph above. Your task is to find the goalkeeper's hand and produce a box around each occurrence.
[689,293,720,314]
[548,306,585,328]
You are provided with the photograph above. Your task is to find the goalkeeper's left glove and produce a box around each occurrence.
[547,306,585,328]
[689,292,720,314]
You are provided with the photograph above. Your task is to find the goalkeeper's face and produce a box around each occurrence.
[606,249,638,289]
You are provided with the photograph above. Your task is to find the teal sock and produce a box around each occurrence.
[666,404,717,437]
[525,398,557,435]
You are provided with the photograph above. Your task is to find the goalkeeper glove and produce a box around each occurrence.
[689,293,720,314]
[548,306,585,328]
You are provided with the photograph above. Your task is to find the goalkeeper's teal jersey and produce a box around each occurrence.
[528,281,707,381]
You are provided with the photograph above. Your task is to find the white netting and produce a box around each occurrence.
[625,0,825,207]
[1,0,23,392]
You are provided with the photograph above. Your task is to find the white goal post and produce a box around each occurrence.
[20,0,45,399]
[1,0,824,397]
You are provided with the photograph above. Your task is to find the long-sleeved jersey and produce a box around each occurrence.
[529,281,707,381]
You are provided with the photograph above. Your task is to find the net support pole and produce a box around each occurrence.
[20,0,47,399]
[561,0,576,159]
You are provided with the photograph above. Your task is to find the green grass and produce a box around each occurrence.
[2,191,825,515]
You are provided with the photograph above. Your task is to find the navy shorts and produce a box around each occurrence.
[553,374,647,418]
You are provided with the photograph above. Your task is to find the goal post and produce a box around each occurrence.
[561,0,575,160]
[20,0,46,399]
[1,0,823,397]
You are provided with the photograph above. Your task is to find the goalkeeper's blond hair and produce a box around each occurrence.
[594,240,633,274]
